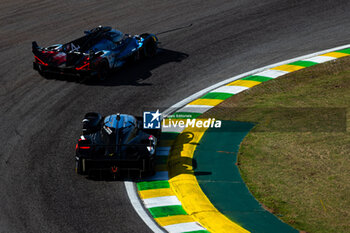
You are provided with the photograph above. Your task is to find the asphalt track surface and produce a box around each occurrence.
[1,0,350,232]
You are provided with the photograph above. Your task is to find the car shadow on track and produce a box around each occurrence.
[168,131,212,178]
[85,48,189,86]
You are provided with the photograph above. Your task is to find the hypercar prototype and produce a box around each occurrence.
[75,112,161,177]
[32,26,158,80]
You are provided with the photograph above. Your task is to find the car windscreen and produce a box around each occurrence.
[108,30,124,43]
[100,124,136,145]
[90,39,116,51]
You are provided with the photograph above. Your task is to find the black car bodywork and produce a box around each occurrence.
[75,112,161,177]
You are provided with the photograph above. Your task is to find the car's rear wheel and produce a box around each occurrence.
[37,68,51,79]
[97,60,109,81]
[76,157,86,175]
[143,39,157,58]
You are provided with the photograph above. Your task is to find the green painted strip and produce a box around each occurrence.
[288,60,318,67]
[185,230,210,233]
[137,180,170,191]
[148,205,187,218]
[160,132,179,140]
[242,75,273,82]
[200,92,233,100]
[156,156,168,165]
[194,121,297,233]
[169,112,201,119]
[336,48,350,54]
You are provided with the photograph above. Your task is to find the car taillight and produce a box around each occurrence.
[76,144,90,150]
[76,138,91,150]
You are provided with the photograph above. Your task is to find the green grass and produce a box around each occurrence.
[202,56,350,233]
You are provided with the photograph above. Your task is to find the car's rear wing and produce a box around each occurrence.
[32,41,55,67]
[32,41,40,51]
[32,40,91,68]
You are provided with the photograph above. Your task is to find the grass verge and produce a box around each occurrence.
[202,56,350,233]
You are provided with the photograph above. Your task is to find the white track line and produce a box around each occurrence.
[302,55,336,63]
[125,43,350,233]
[124,181,165,233]
[177,105,214,114]
[143,196,181,208]
[211,85,249,94]
[253,69,289,78]
[163,222,207,233]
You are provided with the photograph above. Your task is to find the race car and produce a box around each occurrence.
[75,112,161,177]
[32,26,158,80]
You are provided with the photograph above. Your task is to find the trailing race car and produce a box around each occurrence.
[32,26,158,80]
[75,112,161,177]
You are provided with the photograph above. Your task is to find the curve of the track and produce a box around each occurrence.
[1,0,349,232]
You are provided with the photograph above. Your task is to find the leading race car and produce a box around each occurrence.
[32,26,158,80]
[75,112,161,177]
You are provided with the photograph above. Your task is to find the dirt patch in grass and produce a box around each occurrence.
[202,56,350,233]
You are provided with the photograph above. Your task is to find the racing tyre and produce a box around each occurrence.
[97,60,109,81]
[38,69,52,79]
[143,39,157,58]
[40,72,50,79]
[147,158,156,176]
[76,158,85,175]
